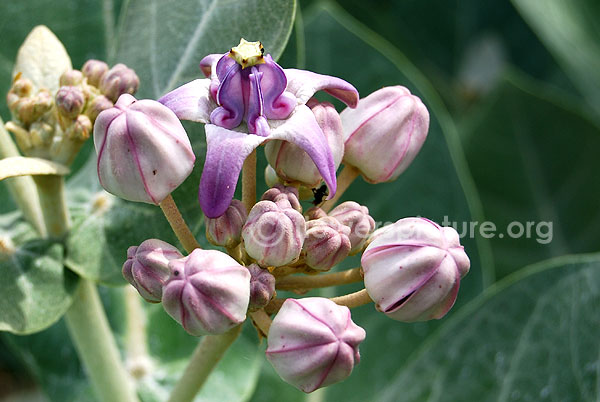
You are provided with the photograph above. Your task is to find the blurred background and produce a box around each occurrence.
[1,0,599,401]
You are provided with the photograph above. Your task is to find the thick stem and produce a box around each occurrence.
[242,150,257,213]
[0,121,46,235]
[329,289,372,308]
[124,287,152,379]
[249,309,272,337]
[275,267,363,290]
[33,175,69,237]
[264,298,286,315]
[65,280,139,402]
[159,194,201,253]
[321,164,360,213]
[168,325,242,402]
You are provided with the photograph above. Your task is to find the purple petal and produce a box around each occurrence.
[200,125,265,218]
[284,69,359,108]
[247,67,269,136]
[199,53,225,78]
[215,54,237,81]
[211,63,244,129]
[158,79,214,123]
[257,55,295,120]
[268,105,337,198]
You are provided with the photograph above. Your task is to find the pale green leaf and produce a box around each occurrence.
[0,156,69,181]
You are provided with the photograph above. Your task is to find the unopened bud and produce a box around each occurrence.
[33,89,53,116]
[266,297,366,393]
[242,200,305,267]
[361,217,470,322]
[82,59,109,87]
[162,249,250,336]
[29,121,54,147]
[341,86,429,183]
[261,184,302,213]
[94,94,195,205]
[329,201,375,255]
[66,114,92,140]
[122,239,183,302]
[247,263,276,310]
[206,199,247,248]
[85,95,113,121]
[265,100,344,187]
[99,63,140,102]
[11,77,33,97]
[56,86,85,119]
[60,69,84,86]
[303,217,351,271]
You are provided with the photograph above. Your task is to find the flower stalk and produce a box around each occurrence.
[242,149,257,213]
[321,164,359,212]
[329,289,373,308]
[275,267,363,290]
[159,194,201,253]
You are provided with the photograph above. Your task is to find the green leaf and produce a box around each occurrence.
[512,0,600,116]
[112,0,297,99]
[0,213,79,335]
[461,72,600,279]
[375,253,600,401]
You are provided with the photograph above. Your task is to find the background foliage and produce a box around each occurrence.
[0,0,599,401]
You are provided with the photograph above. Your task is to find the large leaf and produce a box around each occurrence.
[3,286,262,402]
[112,0,296,99]
[375,253,600,401]
[461,73,600,279]
[512,0,600,116]
[0,213,79,335]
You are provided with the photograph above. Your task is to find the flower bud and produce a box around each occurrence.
[329,201,375,255]
[162,249,251,336]
[242,200,305,267]
[85,95,113,121]
[99,63,139,102]
[261,184,302,213]
[65,114,92,141]
[82,59,109,87]
[59,69,84,86]
[266,297,366,393]
[29,121,54,147]
[11,77,34,97]
[34,89,53,116]
[56,86,85,119]
[265,100,344,187]
[247,263,276,310]
[94,94,195,205]
[341,86,429,183]
[206,199,247,248]
[303,217,351,271]
[122,239,183,302]
[361,217,470,322]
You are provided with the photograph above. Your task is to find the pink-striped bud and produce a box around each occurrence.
[206,199,247,248]
[266,297,366,393]
[122,239,183,302]
[341,86,429,183]
[82,59,109,87]
[94,94,195,205]
[99,63,139,102]
[247,263,276,310]
[303,217,351,271]
[265,100,344,187]
[242,200,305,267]
[361,218,470,322]
[329,201,375,255]
[261,184,302,213]
[162,249,251,336]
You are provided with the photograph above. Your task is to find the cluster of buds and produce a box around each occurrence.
[5,50,139,166]
[87,38,470,394]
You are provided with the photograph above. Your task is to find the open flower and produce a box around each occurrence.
[159,39,358,218]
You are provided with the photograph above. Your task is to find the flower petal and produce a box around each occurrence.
[247,67,268,136]
[268,105,337,198]
[158,79,215,123]
[284,69,359,108]
[257,55,295,120]
[200,124,265,218]
[199,53,224,78]
[211,63,244,129]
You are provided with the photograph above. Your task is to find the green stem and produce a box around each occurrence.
[159,194,201,253]
[168,325,242,402]
[0,120,46,235]
[275,267,363,290]
[65,280,139,402]
[242,150,257,213]
[124,286,152,379]
[33,175,69,237]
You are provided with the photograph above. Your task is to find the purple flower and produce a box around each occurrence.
[159,39,359,218]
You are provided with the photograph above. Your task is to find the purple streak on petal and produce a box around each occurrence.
[158,79,214,123]
[247,67,270,136]
[268,105,337,198]
[211,63,244,129]
[199,53,225,78]
[257,55,295,120]
[284,69,359,108]
[200,124,265,218]
[215,54,237,81]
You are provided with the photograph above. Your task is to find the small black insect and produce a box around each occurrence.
[312,184,329,206]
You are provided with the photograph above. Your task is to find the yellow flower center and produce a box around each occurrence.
[229,38,265,69]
